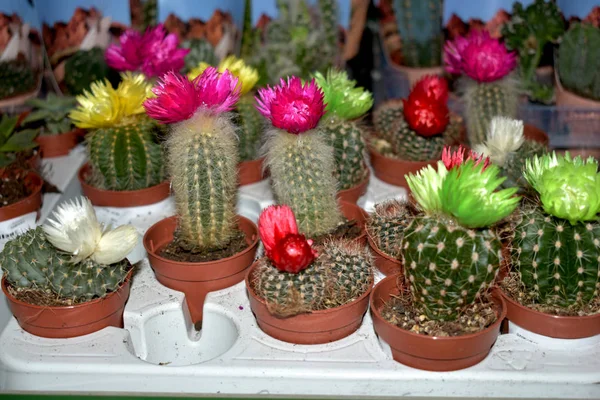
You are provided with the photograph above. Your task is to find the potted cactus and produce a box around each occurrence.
[142,68,259,325]
[370,147,519,371]
[0,59,38,107]
[444,31,518,145]
[390,0,444,86]
[69,73,168,207]
[188,56,265,186]
[370,75,462,188]
[21,94,82,158]
[502,0,565,104]
[0,197,138,338]
[556,23,600,108]
[501,152,600,340]
[246,205,373,344]
[314,68,374,203]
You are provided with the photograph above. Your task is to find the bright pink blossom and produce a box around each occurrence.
[258,205,317,273]
[144,68,240,124]
[443,31,516,83]
[255,77,325,134]
[442,145,490,170]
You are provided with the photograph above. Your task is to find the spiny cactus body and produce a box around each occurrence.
[0,60,36,100]
[64,48,115,95]
[558,23,600,101]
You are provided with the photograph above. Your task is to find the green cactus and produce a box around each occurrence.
[235,94,264,161]
[367,200,415,258]
[558,23,600,101]
[64,48,117,95]
[0,60,36,100]
[182,39,218,74]
[0,114,39,168]
[23,93,76,135]
[392,0,443,67]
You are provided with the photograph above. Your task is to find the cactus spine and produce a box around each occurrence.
[558,23,600,101]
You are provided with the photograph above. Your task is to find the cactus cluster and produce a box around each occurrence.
[558,23,600,101]
[64,48,116,95]
[0,60,36,100]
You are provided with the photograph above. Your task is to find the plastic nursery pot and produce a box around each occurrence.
[338,199,368,246]
[78,163,171,208]
[337,170,370,204]
[35,129,83,158]
[1,268,134,338]
[523,124,549,147]
[369,146,437,189]
[0,171,42,222]
[499,288,600,339]
[370,274,506,371]
[238,157,267,186]
[245,261,374,345]
[143,215,259,325]
[366,232,403,276]
[395,64,444,88]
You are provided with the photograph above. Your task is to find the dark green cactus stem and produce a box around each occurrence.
[403,216,502,321]
[322,118,368,189]
[0,60,36,100]
[367,200,415,258]
[392,0,443,67]
[86,117,164,191]
[558,23,600,101]
[0,227,130,301]
[512,207,600,309]
[182,39,218,74]
[64,48,116,95]
[168,114,238,250]
[235,94,263,161]
[265,130,343,237]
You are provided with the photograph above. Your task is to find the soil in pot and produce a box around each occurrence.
[160,229,249,263]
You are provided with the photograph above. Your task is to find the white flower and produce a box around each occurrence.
[477,117,524,166]
[43,197,138,265]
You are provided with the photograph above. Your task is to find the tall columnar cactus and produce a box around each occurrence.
[0,60,36,100]
[314,69,373,189]
[512,153,600,310]
[64,47,116,95]
[400,148,519,320]
[0,198,137,301]
[558,23,600,101]
[392,0,443,67]
[445,31,518,145]
[70,73,165,191]
[144,68,241,251]
[257,76,342,237]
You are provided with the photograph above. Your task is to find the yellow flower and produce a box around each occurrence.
[187,56,259,95]
[69,72,153,129]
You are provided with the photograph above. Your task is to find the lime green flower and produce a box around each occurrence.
[314,69,373,120]
[406,161,448,214]
[524,152,600,223]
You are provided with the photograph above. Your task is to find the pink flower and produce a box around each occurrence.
[443,31,516,83]
[106,24,189,78]
[442,145,490,170]
[258,205,317,273]
[144,67,240,124]
[255,77,325,134]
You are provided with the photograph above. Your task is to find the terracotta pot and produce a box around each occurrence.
[144,215,259,324]
[366,232,403,276]
[78,163,170,207]
[338,199,368,246]
[35,129,82,158]
[500,288,600,339]
[238,157,267,186]
[245,261,373,344]
[1,268,134,338]
[0,171,43,222]
[523,124,549,147]
[337,170,370,204]
[395,64,444,88]
[369,146,437,188]
[555,85,600,109]
[371,274,506,371]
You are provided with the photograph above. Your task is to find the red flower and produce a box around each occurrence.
[411,75,449,104]
[258,205,317,273]
[442,145,490,170]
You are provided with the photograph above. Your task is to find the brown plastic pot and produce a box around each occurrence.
[396,65,444,88]
[143,215,259,324]
[245,261,373,344]
[78,163,170,207]
[238,157,267,186]
[0,171,43,222]
[1,268,134,338]
[369,146,437,188]
[524,124,549,147]
[337,170,370,204]
[371,274,506,371]
[500,288,600,339]
[366,232,403,276]
[35,129,82,158]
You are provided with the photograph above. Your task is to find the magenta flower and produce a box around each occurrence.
[144,67,240,124]
[106,24,189,78]
[255,77,325,134]
[443,31,516,83]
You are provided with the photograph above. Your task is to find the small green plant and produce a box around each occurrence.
[0,60,36,100]
[0,114,39,168]
[23,94,77,135]
[558,23,600,101]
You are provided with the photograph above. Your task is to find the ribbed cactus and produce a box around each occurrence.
[64,48,115,95]
[0,60,36,100]
[367,200,415,258]
[558,23,600,101]
[392,0,443,67]
[236,94,263,161]
[182,39,218,74]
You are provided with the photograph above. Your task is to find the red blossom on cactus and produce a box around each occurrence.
[144,67,240,124]
[255,77,325,134]
[258,205,317,273]
[403,82,449,136]
[411,75,449,104]
[442,145,490,170]
[443,31,517,83]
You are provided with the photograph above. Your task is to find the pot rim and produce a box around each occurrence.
[78,163,170,197]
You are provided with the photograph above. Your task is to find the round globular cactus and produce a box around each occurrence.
[144,68,241,251]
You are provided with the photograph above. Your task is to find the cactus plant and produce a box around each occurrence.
[391,0,444,67]
[69,73,165,191]
[0,197,137,301]
[182,39,218,74]
[0,114,39,168]
[557,23,600,102]
[23,94,76,135]
[257,76,343,237]
[0,60,36,100]
[144,68,241,251]
[445,31,518,145]
[64,47,117,95]
[314,69,373,189]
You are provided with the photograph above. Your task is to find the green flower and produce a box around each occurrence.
[314,69,373,120]
[524,152,600,223]
[406,161,447,214]
[440,161,520,228]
